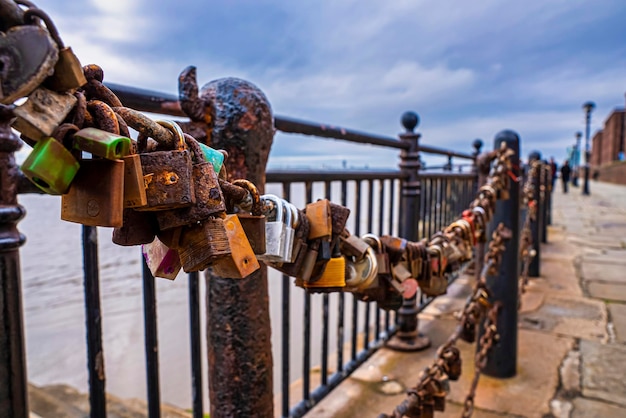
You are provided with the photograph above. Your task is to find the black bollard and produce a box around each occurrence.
[481,130,520,378]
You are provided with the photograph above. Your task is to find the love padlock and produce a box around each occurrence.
[136,120,195,211]
[258,194,290,263]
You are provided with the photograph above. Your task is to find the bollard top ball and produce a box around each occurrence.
[401,111,419,133]
[494,129,520,143]
[472,138,483,152]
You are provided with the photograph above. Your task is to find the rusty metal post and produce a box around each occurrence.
[482,130,520,378]
[387,111,430,352]
[179,74,275,417]
[528,151,542,277]
[0,104,28,418]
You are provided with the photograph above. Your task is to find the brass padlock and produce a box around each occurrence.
[23,7,87,92]
[61,158,125,227]
[122,153,148,209]
[211,214,260,279]
[12,86,77,141]
[304,240,346,292]
[178,217,232,272]
[112,209,158,246]
[232,179,266,255]
[156,133,225,230]
[142,236,181,280]
[344,245,378,292]
[305,199,332,240]
[136,120,195,211]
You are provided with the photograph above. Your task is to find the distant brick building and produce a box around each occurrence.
[592,105,626,185]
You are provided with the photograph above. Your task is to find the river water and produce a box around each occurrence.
[19,181,388,410]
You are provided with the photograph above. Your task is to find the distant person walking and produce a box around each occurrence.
[560,160,571,193]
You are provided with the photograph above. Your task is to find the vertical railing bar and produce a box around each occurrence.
[141,252,161,418]
[321,180,331,387]
[428,178,434,239]
[82,226,106,418]
[321,293,330,386]
[375,179,385,340]
[281,182,291,418]
[364,179,374,349]
[303,181,313,401]
[351,181,362,361]
[337,180,348,373]
[188,271,203,418]
[385,179,396,333]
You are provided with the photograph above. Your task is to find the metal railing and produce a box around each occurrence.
[1,81,480,418]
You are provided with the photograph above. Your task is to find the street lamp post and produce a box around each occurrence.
[572,132,582,186]
[582,101,596,195]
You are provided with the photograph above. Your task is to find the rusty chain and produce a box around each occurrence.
[518,160,540,302]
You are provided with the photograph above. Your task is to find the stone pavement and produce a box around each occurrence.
[307,180,626,418]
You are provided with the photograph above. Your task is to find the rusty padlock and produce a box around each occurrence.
[156,132,225,230]
[232,179,266,255]
[12,86,77,141]
[112,209,158,246]
[136,119,195,211]
[210,214,260,279]
[61,158,125,227]
[305,199,332,240]
[416,245,448,297]
[178,216,232,272]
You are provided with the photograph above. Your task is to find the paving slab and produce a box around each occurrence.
[582,249,626,265]
[580,340,626,406]
[519,296,607,341]
[587,282,626,303]
[607,303,626,343]
[446,328,572,418]
[581,261,626,284]
[571,397,626,418]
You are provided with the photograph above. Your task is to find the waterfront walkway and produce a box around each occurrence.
[308,180,626,418]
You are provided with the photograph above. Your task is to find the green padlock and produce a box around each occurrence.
[21,137,80,195]
[198,142,224,173]
[73,127,131,160]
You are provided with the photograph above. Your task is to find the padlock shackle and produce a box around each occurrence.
[23,7,65,48]
[260,194,283,223]
[157,120,185,150]
[362,233,383,253]
[182,132,205,164]
[281,198,292,228]
[232,179,262,216]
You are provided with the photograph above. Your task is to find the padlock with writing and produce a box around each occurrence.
[156,132,225,230]
[178,216,232,272]
[24,8,87,92]
[136,120,195,211]
[258,194,288,263]
[210,214,260,279]
[20,136,79,195]
[61,157,125,227]
[12,86,77,141]
[232,179,266,255]
[0,24,59,105]
[142,236,181,280]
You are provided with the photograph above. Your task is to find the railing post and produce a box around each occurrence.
[183,77,275,417]
[445,155,453,171]
[387,111,430,352]
[541,162,549,243]
[481,130,520,378]
[528,151,542,277]
[0,104,29,418]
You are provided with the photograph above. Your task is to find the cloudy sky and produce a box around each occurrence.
[42,0,626,169]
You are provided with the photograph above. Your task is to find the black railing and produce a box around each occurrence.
[2,82,480,418]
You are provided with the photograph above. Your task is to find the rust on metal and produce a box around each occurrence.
[87,100,120,135]
[180,72,275,417]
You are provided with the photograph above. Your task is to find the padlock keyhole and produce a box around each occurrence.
[32,176,50,190]
[115,141,123,156]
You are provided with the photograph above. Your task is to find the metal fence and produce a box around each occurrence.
[0,83,479,418]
